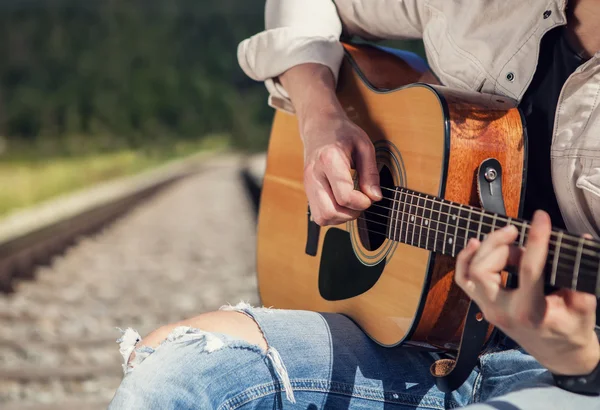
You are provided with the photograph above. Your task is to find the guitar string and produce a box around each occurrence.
[358,210,598,271]
[364,201,599,259]
[358,193,599,256]
[364,204,599,269]
[351,224,599,285]
[374,186,599,251]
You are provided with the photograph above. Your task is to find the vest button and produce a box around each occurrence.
[506,72,515,82]
[543,10,552,19]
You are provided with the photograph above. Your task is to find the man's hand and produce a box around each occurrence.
[301,112,382,225]
[280,63,382,226]
[455,210,600,375]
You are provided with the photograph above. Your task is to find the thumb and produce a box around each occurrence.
[354,140,382,201]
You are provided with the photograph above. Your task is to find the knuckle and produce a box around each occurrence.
[317,146,341,167]
[336,192,354,208]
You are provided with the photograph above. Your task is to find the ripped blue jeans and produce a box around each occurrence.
[109,303,599,409]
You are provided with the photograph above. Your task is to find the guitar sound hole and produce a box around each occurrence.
[359,165,395,251]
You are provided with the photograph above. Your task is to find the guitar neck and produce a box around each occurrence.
[380,186,600,297]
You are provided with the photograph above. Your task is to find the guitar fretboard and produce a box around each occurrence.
[379,187,600,297]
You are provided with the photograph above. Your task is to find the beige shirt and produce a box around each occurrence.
[238,0,600,236]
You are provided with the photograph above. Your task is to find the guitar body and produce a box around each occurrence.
[257,44,526,351]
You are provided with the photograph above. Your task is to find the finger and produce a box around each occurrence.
[464,241,513,306]
[582,233,594,240]
[320,149,372,211]
[353,140,382,201]
[470,224,519,270]
[512,210,551,324]
[306,170,360,225]
[455,238,481,296]
[560,288,598,316]
[519,210,551,290]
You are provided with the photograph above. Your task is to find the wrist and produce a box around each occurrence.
[556,335,600,376]
[279,63,345,125]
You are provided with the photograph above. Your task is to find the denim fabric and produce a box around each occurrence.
[109,304,600,409]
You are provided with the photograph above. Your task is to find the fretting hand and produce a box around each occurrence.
[455,210,600,375]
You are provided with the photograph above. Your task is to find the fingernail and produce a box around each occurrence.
[370,185,382,200]
[501,224,516,232]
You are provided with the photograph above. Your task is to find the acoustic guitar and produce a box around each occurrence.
[256,43,600,357]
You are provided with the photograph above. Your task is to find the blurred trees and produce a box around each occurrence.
[0,0,270,153]
[0,0,425,155]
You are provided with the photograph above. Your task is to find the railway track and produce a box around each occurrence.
[0,153,211,293]
[0,154,263,408]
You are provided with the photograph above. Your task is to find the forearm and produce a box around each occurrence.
[279,63,345,135]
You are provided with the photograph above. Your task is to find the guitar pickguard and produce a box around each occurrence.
[318,227,386,301]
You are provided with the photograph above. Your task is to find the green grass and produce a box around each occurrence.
[0,135,230,218]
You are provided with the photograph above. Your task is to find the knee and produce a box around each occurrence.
[110,313,273,409]
[141,310,267,352]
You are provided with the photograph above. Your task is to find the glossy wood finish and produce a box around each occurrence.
[257,43,525,350]
[409,87,525,350]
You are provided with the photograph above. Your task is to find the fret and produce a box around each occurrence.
[432,200,442,252]
[415,194,424,249]
[402,190,409,244]
[409,193,418,246]
[393,188,402,242]
[491,213,497,233]
[476,211,484,242]
[550,231,563,287]
[463,207,472,248]
[387,188,396,240]
[452,204,461,257]
[518,222,527,247]
[442,201,451,255]
[576,247,598,294]
[424,195,433,251]
[572,237,584,290]
[479,214,494,240]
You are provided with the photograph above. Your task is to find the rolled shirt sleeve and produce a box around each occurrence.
[237,0,344,101]
[237,0,427,104]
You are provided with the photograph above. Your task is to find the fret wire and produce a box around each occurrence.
[476,210,484,241]
[440,202,448,253]
[464,208,472,248]
[432,200,440,252]
[391,188,400,242]
[409,192,416,246]
[388,189,394,240]
[398,190,405,243]
[420,194,427,250]
[425,193,432,251]
[401,191,409,244]
[452,204,461,257]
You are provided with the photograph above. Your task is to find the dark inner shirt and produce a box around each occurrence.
[519,27,588,229]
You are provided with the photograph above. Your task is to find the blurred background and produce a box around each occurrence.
[0,1,423,408]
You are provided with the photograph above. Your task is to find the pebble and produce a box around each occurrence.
[0,155,261,407]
